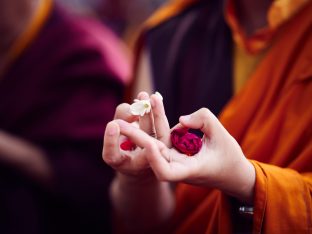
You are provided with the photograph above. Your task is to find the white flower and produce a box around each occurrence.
[129,91,163,116]
[130,99,151,116]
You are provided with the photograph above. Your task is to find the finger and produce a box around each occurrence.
[150,94,171,146]
[114,103,138,122]
[145,141,174,181]
[137,92,155,136]
[103,121,126,167]
[115,119,155,148]
[179,108,219,137]
[171,123,184,130]
[115,119,173,180]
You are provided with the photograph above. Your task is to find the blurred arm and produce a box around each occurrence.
[0,130,52,184]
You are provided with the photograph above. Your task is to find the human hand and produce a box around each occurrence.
[112,108,255,204]
[103,93,175,231]
[103,91,170,180]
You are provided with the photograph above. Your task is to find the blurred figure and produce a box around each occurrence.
[57,0,167,41]
[0,0,130,233]
[54,0,103,16]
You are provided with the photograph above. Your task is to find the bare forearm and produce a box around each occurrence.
[110,172,175,233]
[0,131,52,184]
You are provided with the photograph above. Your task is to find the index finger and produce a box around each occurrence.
[114,103,139,122]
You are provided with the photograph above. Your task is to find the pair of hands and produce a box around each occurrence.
[103,92,255,204]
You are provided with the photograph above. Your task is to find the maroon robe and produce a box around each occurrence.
[0,4,130,234]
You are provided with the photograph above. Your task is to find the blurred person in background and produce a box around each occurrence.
[56,0,167,42]
[0,0,130,233]
[103,0,312,233]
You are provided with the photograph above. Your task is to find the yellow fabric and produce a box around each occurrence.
[4,0,52,72]
[233,45,267,94]
[231,0,310,94]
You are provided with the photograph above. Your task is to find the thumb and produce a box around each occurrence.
[179,108,220,137]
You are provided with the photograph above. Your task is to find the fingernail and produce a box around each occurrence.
[155,91,163,101]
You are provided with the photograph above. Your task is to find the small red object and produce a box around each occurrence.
[120,139,137,151]
[170,128,202,156]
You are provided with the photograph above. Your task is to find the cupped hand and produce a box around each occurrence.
[102,92,170,178]
[112,108,255,204]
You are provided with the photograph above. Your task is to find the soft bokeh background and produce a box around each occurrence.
[56,0,167,41]
[0,0,166,233]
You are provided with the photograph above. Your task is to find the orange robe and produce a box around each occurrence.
[135,0,312,233]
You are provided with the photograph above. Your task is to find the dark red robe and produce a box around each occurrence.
[0,4,130,234]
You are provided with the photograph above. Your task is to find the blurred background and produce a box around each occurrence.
[56,0,167,41]
[0,0,166,234]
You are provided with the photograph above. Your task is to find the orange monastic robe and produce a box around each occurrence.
[138,0,312,233]
[222,1,312,231]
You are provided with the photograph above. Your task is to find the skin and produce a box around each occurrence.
[103,93,255,232]
[0,131,52,185]
[104,93,175,232]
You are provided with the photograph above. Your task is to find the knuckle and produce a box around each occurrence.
[114,103,130,119]
[116,103,126,113]
[200,107,210,115]
[199,108,212,120]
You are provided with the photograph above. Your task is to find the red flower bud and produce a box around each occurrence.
[170,128,202,156]
[120,139,137,151]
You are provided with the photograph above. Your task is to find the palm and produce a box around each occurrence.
[151,136,224,184]
[117,146,151,176]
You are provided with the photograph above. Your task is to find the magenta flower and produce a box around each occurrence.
[120,139,137,151]
[170,128,202,156]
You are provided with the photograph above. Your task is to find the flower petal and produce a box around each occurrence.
[120,139,137,151]
[170,128,202,156]
[130,99,151,116]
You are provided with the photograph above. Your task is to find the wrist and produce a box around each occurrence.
[234,158,256,204]
[117,169,158,187]
[110,173,175,233]
[221,157,256,205]
[237,158,256,204]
